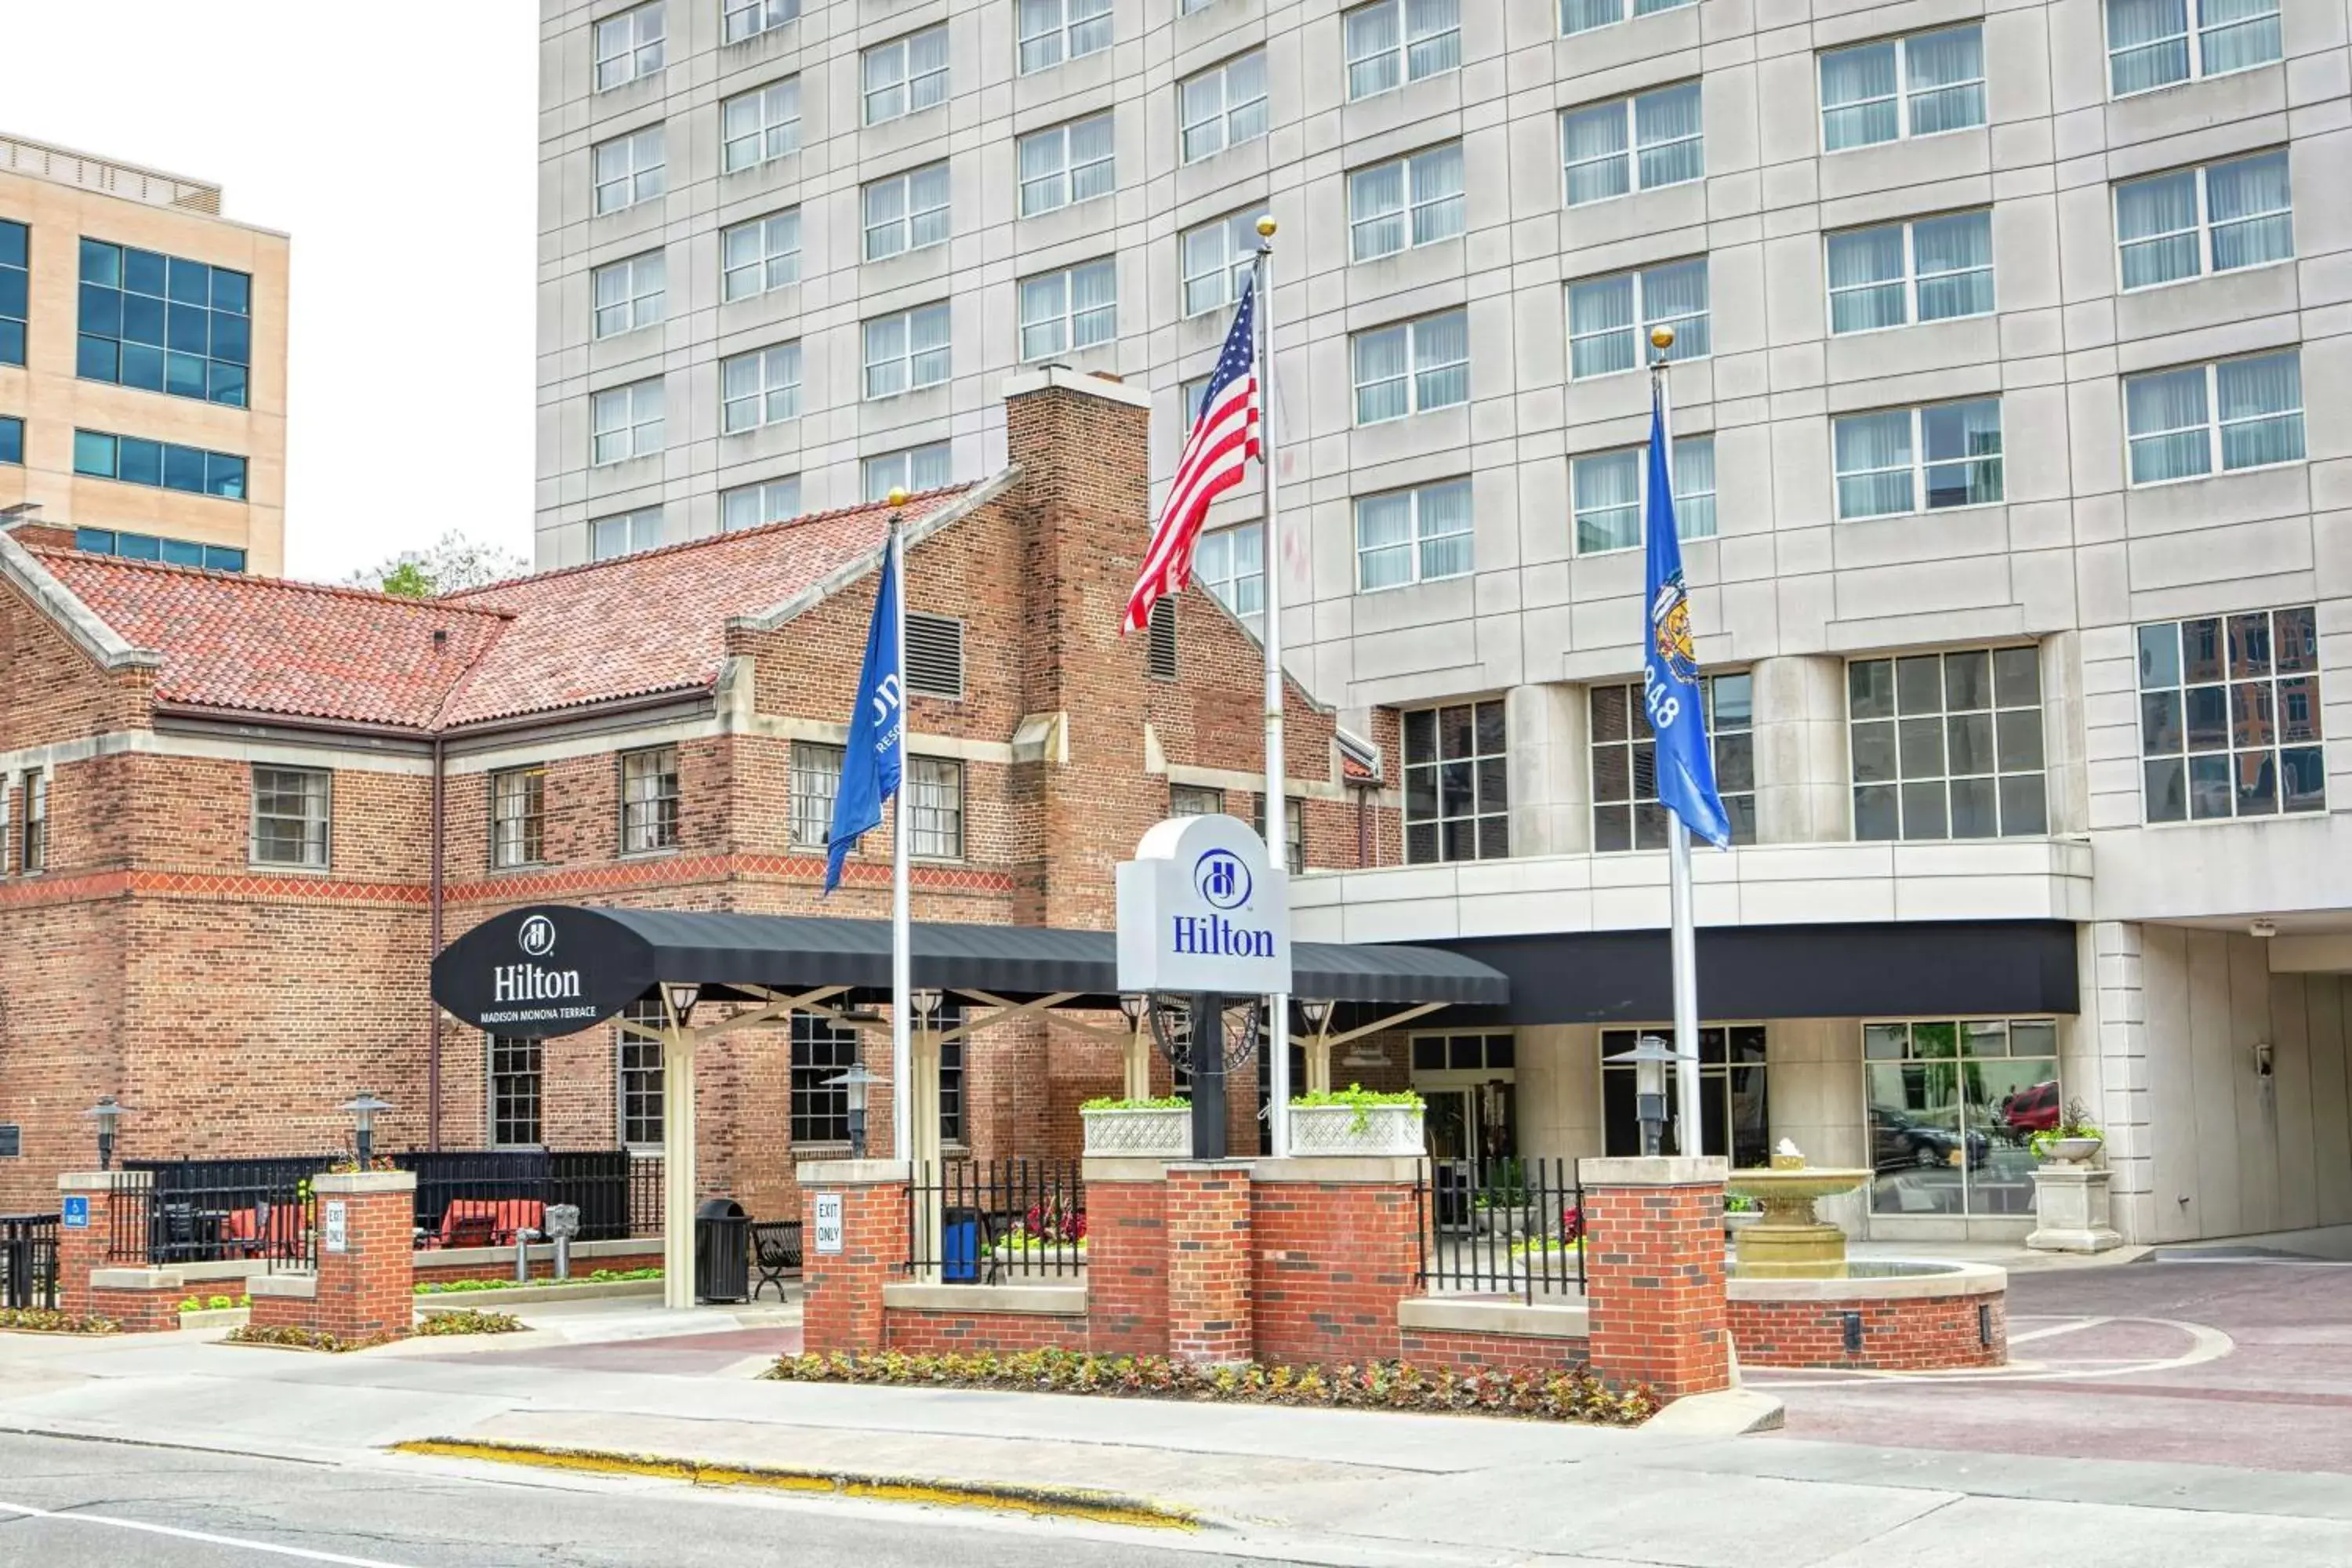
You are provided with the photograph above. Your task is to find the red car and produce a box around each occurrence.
[2002,1081,2061,1134]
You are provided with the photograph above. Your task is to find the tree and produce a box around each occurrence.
[351,532,529,597]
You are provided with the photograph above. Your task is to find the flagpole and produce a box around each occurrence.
[1650,328,1704,1156]
[1254,216,1290,1161]
[887,505,913,1165]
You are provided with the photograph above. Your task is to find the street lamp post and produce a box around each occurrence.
[339,1091,393,1168]
[825,1063,883,1159]
[82,1095,129,1172]
[1602,1036,1681,1158]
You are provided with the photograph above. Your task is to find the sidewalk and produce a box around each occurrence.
[2,1301,2349,1566]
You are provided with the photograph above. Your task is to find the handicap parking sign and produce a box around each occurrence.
[61,1195,89,1229]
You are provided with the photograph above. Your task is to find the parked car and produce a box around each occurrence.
[1998,1080,2063,1137]
[1869,1105,1987,1171]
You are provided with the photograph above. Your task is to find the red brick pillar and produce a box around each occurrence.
[797,1160,909,1356]
[1083,1159,1168,1356]
[1165,1162,1251,1365]
[311,1171,418,1341]
[1250,1157,1421,1367]
[1579,1156,1733,1401]
[55,1171,146,1319]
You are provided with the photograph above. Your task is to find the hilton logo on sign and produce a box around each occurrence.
[1116,813,1290,994]
[432,906,659,1040]
[495,916,582,1005]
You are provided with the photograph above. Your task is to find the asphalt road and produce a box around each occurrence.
[0,1432,1295,1568]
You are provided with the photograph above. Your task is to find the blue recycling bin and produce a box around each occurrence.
[942,1207,979,1283]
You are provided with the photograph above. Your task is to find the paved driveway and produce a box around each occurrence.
[1748,1258,2352,1474]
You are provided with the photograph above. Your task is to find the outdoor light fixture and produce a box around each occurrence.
[661,982,701,1027]
[1298,998,1334,1034]
[909,988,942,1020]
[837,1001,884,1025]
[82,1095,129,1172]
[340,1091,393,1168]
[825,1063,884,1158]
[1603,1036,1680,1158]
[1117,993,1149,1027]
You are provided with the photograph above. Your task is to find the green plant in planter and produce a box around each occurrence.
[2029,1099,2103,1159]
[208,1295,235,1311]
[1290,1084,1424,1134]
[177,1297,201,1313]
[1725,1194,1762,1214]
[1079,1095,1191,1112]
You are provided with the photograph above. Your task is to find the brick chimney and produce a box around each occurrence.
[0,503,80,554]
[1000,366,1158,932]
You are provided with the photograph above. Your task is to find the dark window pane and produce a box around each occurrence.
[2274,607,2317,673]
[0,224,20,270]
[119,342,165,390]
[212,311,251,365]
[2140,690,2182,755]
[1896,655,1942,714]
[2182,617,2224,683]
[0,419,18,465]
[0,320,20,365]
[72,430,116,476]
[1592,803,1631,851]
[1715,731,1754,793]
[204,546,247,572]
[117,437,163,486]
[73,527,114,552]
[1477,815,1508,859]
[1475,700,1506,755]
[1898,716,1944,777]
[158,538,204,567]
[1591,683,1629,742]
[1900,779,1947,838]
[1475,756,1507,815]
[2144,757,2186,822]
[1949,775,1998,837]
[212,269,250,314]
[2183,685,2229,751]
[1449,1036,1482,1069]
[162,445,205,492]
[1442,818,1475,861]
[1998,773,2046,834]
[2276,676,2320,743]
[2234,750,2276,815]
[75,334,118,380]
[1711,673,1751,727]
[166,255,209,305]
[1403,707,1436,764]
[1592,744,1630,803]
[0,268,23,324]
[165,302,209,354]
[1942,649,1990,711]
[1852,719,1896,782]
[165,352,207,398]
[1995,706,2043,771]
[1946,712,1994,775]
[206,453,247,499]
[1439,704,1473,759]
[2188,753,2232,818]
[209,362,248,406]
[1414,1037,1446,1070]
[77,283,121,336]
[1405,764,1436,819]
[2137,622,2180,688]
[1992,645,2039,707]
[1849,659,1893,719]
[1853,783,1899,840]
[1405,820,1438,862]
[121,291,165,346]
[1439,759,1472,815]
[1631,740,1657,801]
[1722,792,1757,846]
[114,532,161,560]
[2279,748,2325,812]
[78,238,118,285]
[122,248,167,296]
[2227,612,2270,677]
[1633,800,1668,850]
[2231,681,2274,748]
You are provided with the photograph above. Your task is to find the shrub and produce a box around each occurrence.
[1079,1095,1190,1112]
[764,1348,1655,1426]
[1290,1083,1423,1132]
[414,1265,662,1295]
[414,1308,525,1337]
[208,1295,235,1311]
[0,1308,119,1335]
[223,1323,399,1353]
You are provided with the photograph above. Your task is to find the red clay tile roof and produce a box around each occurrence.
[33,550,509,728]
[25,485,974,732]
[435,487,968,727]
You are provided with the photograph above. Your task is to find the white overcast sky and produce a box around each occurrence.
[2,1,539,583]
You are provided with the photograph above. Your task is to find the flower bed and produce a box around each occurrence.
[416,1267,661,1296]
[0,1308,119,1336]
[414,1308,527,1337]
[223,1323,403,1353]
[766,1348,1656,1425]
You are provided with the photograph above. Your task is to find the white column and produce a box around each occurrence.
[1504,683,1590,857]
[662,1027,697,1311]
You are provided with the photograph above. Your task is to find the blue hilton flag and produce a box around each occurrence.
[1642,388,1732,850]
[825,542,905,893]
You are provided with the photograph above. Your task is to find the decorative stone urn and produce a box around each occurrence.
[1287,1103,1425,1157]
[1722,1143,1871,1279]
[1080,1105,1192,1159]
[2027,1149,2123,1254]
[2038,1135,2104,1165]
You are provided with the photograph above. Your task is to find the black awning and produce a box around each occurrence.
[432,903,1507,1037]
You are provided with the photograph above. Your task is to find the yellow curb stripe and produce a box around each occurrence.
[390,1439,1198,1531]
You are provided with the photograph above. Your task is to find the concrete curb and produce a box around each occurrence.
[390,1439,1204,1530]
[1637,1387,1786,1437]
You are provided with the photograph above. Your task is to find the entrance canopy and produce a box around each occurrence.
[434,903,1508,1038]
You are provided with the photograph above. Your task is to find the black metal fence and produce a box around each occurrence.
[1417,1157,1585,1303]
[0,1214,58,1311]
[908,1159,1087,1283]
[401,1149,659,1247]
[116,1156,328,1268]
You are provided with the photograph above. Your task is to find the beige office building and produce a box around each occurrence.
[0,134,288,575]
[535,1,2352,1247]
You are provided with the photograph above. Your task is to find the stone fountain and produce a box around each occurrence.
[1722,1140,1872,1279]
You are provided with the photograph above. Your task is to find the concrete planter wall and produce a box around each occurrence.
[1081,1106,1192,1159]
[1287,1103,1425,1157]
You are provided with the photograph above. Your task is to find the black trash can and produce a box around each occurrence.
[695,1197,750,1304]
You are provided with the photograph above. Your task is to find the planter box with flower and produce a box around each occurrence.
[2026,1100,2122,1254]
[1287,1086,1425,1157]
[1080,1096,1192,1159]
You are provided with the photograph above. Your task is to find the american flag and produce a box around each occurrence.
[1124,278,1259,634]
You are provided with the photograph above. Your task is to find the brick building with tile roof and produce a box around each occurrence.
[0,372,1397,1214]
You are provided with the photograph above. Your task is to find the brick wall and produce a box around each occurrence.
[1083,1176,1167,1356]
[1250,1177,1419,1367]
[797,1167,907,1355]
[307,1176,417,1341]
[1165,1163,1253,1364]
[88,1279,183,1333]
[1731,1291,2006,1371]
[885,1305,1088,1355]
[1580,1163,1733,1400]
[1396,1328,1594,1375]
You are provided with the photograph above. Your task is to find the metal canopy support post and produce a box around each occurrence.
[1190,991,1227,1160]
[660,1018,697,1311]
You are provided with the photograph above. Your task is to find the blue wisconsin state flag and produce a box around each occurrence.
[824,543,905,892]
[1642,390,1733,850]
